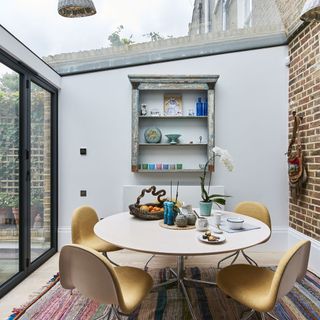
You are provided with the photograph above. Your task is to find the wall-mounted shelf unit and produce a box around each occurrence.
[129,75,219,173]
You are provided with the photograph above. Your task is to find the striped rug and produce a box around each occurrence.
[8,267,320,320]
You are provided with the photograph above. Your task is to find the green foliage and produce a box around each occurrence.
[142,32,173,42]
[108,26,173,47]
[0,192,18,208]
[0,72,20,193]
[0,192,7,207]
[0,73,19,92]
[143,32,164,41]
[108,25,134,47]
[31,188,43,208]
[0,72,46,196]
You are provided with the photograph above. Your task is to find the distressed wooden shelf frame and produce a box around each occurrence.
[128,75,219,173]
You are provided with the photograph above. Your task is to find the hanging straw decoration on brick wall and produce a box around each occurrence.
[58,0,96,18]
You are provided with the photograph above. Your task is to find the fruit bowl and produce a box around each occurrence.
[165,134,181,144]
[129,186,166,220]
[129,203,164,220]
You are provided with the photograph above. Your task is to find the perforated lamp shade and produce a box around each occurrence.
[300,0,320,22]
[58,0,96,18]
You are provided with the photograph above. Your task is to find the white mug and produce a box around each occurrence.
[196,217,209,231]
[213,213,222,225]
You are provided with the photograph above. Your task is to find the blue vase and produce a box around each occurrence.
[163,201,169,224]
[166,201,175,225]
[199,201,213,216]
[203,99,208,116]
[196,98,203,116]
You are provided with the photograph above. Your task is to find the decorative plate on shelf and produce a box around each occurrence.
[144,127,162,143]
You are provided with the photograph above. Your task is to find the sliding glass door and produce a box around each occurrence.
[0,50,58,297]
[30,82,52,262]
[0,63,20,286]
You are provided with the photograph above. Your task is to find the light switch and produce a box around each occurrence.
[80,148,87,155]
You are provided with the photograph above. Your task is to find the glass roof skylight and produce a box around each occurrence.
[0,0,285,74]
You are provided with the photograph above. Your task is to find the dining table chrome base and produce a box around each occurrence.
[152,256,216,320]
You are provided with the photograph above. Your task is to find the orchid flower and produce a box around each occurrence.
[213,146,234,172]
[200,146,234,203]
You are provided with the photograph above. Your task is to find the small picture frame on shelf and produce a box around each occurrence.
[163,95,183,116]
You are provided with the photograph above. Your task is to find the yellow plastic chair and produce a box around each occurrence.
[217,240,311,320]
[72,205,121,265]
[59,244,153,319]
[217,201,271,268]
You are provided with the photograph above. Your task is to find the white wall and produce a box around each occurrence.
[59,46,289,246]
[0,26,61,88]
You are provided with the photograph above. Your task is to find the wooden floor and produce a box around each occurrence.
[0,250,284,318]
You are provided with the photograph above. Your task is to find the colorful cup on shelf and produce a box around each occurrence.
[170,164,176,170]
[156,163,162,170]
[142,163,148,170]
[148,163,155,170]
[176,164,183,170]
[162,164,169,170]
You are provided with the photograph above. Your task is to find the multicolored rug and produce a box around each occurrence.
[8,267,320,320]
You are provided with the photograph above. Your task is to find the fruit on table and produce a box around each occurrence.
[140,205,149,213]
[140,205,164,213]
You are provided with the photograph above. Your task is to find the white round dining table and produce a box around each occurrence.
[94,210,270,257]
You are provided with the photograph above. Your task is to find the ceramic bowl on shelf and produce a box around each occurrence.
[165,134,181,144]
[227,217,244,230]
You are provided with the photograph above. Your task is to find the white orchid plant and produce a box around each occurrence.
[200,146,234,204]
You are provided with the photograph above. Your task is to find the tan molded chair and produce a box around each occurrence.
[217,240,311,320]
[217,201,271,268]
[59,244,154,319]
[72,206,121,265]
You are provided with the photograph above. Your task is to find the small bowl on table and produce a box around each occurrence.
[227,217,244,230]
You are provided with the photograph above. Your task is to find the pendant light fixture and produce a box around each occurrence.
[300,0,320,22]
[58,0,97,18]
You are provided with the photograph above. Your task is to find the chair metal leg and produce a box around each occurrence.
[112,305,124,320]
[217,250,239,268]
[103,252,119,266]
[266,312,279,320]
[144,254,155,271]
[241,250,258,267]
[240,309,256,320]
[93,305,113,320]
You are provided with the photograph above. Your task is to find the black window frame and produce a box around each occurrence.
[0,48,58,298]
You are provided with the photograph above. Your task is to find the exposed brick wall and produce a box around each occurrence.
[288,21,320,240]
